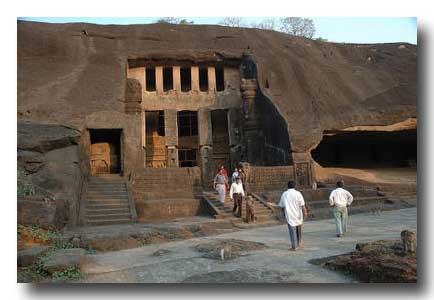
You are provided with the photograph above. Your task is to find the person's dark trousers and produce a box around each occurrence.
[296,225,302,246]
[287,224,298,249]
[232,194,243,217]
[237,196,243,218]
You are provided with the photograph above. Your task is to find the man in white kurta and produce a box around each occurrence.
[329,180,354,237]
[230,177,245,217]
[278,180,307,251]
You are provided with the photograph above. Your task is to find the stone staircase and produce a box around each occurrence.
[202,191,279,225]
[81,175,137,226]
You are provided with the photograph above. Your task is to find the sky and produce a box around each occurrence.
[17,17,417,44]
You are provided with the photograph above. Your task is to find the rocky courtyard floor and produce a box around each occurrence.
[79,208,417,283]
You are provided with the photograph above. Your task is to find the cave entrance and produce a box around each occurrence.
[89,129,122,175]
[211,109,231,175]
[311,129,417,169]
[146,111,166,168]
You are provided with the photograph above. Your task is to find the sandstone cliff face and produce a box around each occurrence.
[17,21,416,153]
[17,122,82,227]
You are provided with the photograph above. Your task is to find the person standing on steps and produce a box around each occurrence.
[230,168,239,185]
[230,177,245,218]
[278,180,307,251]
[220,165,229,193]
[329,180,354,238]
[213,169,228,206]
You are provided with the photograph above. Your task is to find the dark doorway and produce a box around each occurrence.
[146,111,166,168]
[89,129,122,175]
[211,110,231,175]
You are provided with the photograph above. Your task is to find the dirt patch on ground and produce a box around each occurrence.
[311,240,417,282]
[193,239,267,260]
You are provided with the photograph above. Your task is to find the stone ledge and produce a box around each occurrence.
[43,248,86,274]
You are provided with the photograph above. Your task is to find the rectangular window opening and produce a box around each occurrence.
[215,66,225,91]
[180,67,192,92]
[177,111,198,137]
[199,67,208,92]
[145,67,156,92]
[179,149,197,167]
[146,111,165,137]
[163,67,173,92]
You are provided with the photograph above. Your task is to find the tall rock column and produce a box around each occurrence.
[164,110,179,167]
[198,108,213,187]
[240,78,263,164]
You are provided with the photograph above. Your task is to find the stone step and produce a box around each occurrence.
[86,195,129,200]
[305,197,386,209]
[307,203,389,219]
[87,185,126,189]
[86,200,129,206]
[86,203,130,210]
[85,207,130,214]
[89,179,125,184]
[86,196,129,201]
[86,201,129,208]
[85,212,132,220]
[86,190,128,195]
[86,218,132,226]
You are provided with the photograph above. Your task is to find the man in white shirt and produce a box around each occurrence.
[278,180,307,251]
[230,177,245,218]
[329,180,354,237]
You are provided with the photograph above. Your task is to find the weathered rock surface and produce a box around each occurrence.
[17,121,80,153]
[17,21,416,152]
[182,269,298,283]
[17,196,57,229]
[17,245,50,267]
[17,121,82,228]
[315,240,417,283]
[193,238,267,260]
[43,248,87,274]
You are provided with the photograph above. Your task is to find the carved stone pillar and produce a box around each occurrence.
[240,79,257,120]
[164,109,178,167]
[240,78,263,164]
[125,78,142,114]
[292,152,314,188]
[198,108,213,187]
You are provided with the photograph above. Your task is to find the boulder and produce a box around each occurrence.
[17,245,50,267]
[17,121,80,153]
[43,248,86,274]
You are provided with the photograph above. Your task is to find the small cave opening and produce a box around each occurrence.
[89,129,122,175]
[311,129,417,168]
